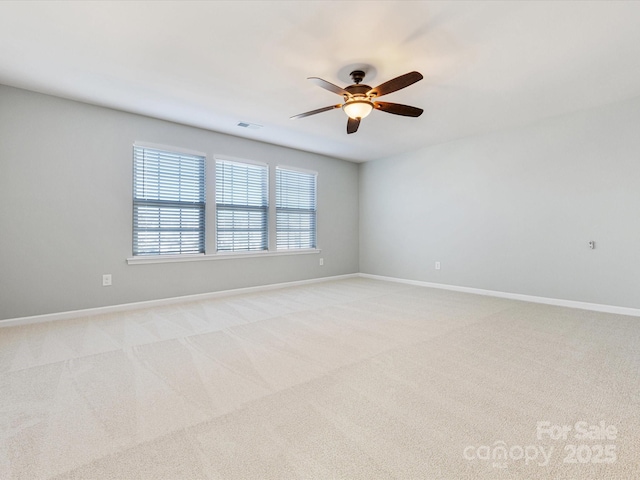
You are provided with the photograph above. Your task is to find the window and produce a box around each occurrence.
[133,145,205,256]
[130,149,318,263]
[276,167,317,249]
[216,159,268,251]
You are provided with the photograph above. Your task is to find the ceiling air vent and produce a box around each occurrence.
[237,122,262,130]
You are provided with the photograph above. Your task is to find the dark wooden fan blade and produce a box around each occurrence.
[374,101,423,117]
[308,77,350,96]
[347,117,360,134]
[290,104,342,119]
[367,71,423,97]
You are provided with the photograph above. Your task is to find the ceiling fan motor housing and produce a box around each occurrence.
[344,84,372,97]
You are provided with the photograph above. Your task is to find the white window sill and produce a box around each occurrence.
[127,249,321,265]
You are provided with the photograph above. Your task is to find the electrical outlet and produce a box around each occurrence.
[319,258,324,266]
[102,274,112,286]
[435,261,441,270]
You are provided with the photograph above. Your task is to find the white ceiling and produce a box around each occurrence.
[2,1,640,162]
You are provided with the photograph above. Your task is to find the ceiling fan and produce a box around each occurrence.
[291,70,424,134]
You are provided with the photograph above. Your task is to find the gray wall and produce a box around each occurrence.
[360,96,640,309]
[0,85,359,320]
[3,83,639,320]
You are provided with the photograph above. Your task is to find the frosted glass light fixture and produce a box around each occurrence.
[342,98,374,119]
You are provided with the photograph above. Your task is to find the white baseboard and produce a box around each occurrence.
[3,271,638,327]
[0,274,359,328]
[358,273,640,317]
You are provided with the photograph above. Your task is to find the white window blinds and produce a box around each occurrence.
[276,167,317,249]
[133,146,205,256]
[216,159,268,251]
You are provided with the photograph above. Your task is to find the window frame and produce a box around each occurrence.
[275,165,318,251]
[214,156,269,253]
[128,150,321,265]
[132,142,206,257]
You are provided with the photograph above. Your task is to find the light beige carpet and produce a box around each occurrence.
[1,277,638,479]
